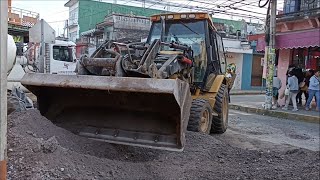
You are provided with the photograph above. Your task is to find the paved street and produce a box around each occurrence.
[225,110,320,151]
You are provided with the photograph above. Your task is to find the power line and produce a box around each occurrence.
[131,0,266,21]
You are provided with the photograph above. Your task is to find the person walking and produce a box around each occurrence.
[305,70,320,111]
[272,75,282,109]
[283,72,299,111]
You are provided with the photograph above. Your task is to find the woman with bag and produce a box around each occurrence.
[305,70,320,111]
[282,72,299,111]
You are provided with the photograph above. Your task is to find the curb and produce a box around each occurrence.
[230,92,264,95]
[229,104,320,124]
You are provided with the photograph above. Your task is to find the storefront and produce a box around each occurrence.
[257,28,320,105]
[291,47,320,70]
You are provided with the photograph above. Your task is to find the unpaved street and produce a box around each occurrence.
[8,110,320,180]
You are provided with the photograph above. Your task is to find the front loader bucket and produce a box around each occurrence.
[21,73,192,151]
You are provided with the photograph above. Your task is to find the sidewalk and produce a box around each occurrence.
[230,90,264,95]
[230,95,320,123]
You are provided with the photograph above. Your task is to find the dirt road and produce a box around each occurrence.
[8,110,320,180]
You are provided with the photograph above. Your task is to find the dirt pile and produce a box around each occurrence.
[8,110,320,180]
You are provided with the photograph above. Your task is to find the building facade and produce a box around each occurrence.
[65,0,264,43]
[64,0,163,42]
[257,0,320,105]
[7,0,39,43]
[223,39,254,90]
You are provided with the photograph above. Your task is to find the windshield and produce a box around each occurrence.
[148,21,206,55]
[147,20,208,83]
[53,46,73,62]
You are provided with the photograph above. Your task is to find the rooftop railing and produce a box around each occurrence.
[8,6,39,27]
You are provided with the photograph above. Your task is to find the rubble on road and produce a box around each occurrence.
[8,110,320,180]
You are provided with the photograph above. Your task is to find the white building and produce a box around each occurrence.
[65,0,79,42]
[223,38,253,90]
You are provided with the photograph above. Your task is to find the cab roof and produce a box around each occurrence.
[150,12,217,31]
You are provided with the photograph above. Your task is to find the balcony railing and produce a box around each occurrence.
[8,6,39,27]
[277,7,320,22]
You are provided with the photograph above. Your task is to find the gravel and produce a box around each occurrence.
[8,110,320,180]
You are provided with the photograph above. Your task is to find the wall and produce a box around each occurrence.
[112,29,149,42]
[226,53,243,90]
[277,20,318,32]
[69,27,78,42]
[78,0,162,34]
[68,1,79,41]
[277,49,291,106]
[69,1,79,25]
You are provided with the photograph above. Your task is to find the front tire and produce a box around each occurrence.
[211,84,229,134]
[187,99,213,134]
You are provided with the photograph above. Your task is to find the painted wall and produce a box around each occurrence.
[277,19,318,32]
[226,53,243,90]
[277,49,291,106]
[241,53,253,90]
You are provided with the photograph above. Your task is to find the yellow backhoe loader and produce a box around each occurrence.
[21,12,232,151]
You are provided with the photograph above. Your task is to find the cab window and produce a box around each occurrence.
[53,46,72,62]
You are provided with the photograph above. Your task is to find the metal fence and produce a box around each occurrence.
[8,6,39,27]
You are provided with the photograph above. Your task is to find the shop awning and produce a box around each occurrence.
[256,28,320,51]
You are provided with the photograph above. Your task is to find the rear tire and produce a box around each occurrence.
[211,84,229,134]
[187,99,212,134]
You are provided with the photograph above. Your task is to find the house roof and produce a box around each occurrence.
[64,0,78,7]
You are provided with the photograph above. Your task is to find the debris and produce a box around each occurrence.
[41,136,59,153]
[6,110,320,180]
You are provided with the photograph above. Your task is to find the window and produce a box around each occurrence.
[147,20,207,83]
[283,0,300,14]
[216,34,226,63]
[53,46,72,62]
[69,8,78,25]
[147,21,206,58]
[97,35,104,47]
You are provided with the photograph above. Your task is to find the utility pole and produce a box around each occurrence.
[0,0,8,179]
[264,0,277,110]
[40,19,46,73]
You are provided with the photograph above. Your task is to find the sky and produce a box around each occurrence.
[11,0,69,36]
[11,0,285,36]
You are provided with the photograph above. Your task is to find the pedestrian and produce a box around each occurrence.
[297,70,309,105]
[283,72,299,111]
[226,68,234,103]
[272,75,282,109]
[305,69,320,111]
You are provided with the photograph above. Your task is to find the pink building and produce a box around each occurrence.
[257,1,320,105]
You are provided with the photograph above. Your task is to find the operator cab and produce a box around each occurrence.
[147,12,227,87]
